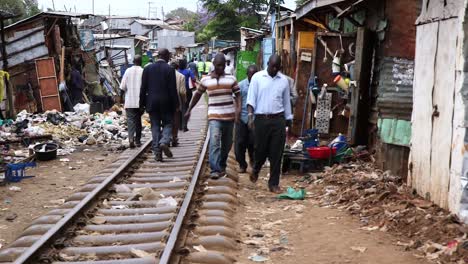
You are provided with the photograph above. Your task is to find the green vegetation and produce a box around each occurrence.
[0,0,41,25]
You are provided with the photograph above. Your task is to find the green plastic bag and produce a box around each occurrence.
[277,187,306,200]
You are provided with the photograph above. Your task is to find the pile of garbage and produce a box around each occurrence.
[0,104,138,150]
[313,163,468,263]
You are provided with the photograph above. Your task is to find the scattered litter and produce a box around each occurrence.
[133,187,159,200]
[59,158,70,162]
[277,187,306,200]
[8,186,21,192]
[244,239,263,246]
[359,226,379,231]
[111,205,128,210]
[49,199,65,205]
[115,184,132,193]
[248,254,269,262]
[193,245,208,252]
[171,177,183,182]
[350,246,367,253]
[5,212,17,221]
[90,217,107,225]
[157,197,177,207]
[130,248,155,258]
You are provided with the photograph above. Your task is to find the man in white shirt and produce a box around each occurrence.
[247,54,293,193]
[120,55,144,148]
[225,59,235,75]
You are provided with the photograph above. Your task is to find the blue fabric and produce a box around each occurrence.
[208,120,234,173]
[247,70,293,120]
[149,112,173,154]
[239,78,250,124]
[178,69,195,91]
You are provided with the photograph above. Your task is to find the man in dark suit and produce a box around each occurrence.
[140,48,179,161]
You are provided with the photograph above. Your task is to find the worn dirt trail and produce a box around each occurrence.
[236,171,429,264]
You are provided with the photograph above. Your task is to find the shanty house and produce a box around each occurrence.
[0,11,90,113]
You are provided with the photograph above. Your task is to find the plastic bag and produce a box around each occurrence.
[277,187,306,200]
[73,103,90,115]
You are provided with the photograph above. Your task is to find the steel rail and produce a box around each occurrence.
[14,139,153,264]
[159,129,210,264]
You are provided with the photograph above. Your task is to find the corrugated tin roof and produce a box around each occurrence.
[5,11,90,30]
[132,19,165,26]
[377,57,414,120]
[295,0,348,19]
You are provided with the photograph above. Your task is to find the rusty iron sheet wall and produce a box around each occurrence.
[377,57,414,121]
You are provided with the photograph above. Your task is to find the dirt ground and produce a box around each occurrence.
[0,147,120,247]
[237,168,430,264]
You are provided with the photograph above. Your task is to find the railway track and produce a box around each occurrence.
[0,104,240,264]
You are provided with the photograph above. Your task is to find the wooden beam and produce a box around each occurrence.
[331,5,362,27]
[302,18,327,30]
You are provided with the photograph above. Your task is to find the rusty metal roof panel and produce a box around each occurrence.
[295,0,348,19]
[5,11,90,30]
[377,57,414,120]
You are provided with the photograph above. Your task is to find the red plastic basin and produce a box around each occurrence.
[307,146,337,159]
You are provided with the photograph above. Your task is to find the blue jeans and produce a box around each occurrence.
[149,112,173,154]
[209,120,234,174]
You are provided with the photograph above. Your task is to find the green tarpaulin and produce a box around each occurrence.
[236,51,258,82]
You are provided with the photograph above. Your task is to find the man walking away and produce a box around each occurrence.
[178,59,196,132]
[225,59,235,75]
[247,54,293,193]
[170,61,187,147]
[235,65,258,173]
[120,56,143,148]
[140,49,179,161]
[197,59,205,79]
[188,58,199,80]
[185,53,241,179]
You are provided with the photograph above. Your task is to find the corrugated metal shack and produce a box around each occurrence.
[0,11,89,113]
[271,0,419,180]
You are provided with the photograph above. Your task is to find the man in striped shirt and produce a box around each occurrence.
[185,53,241,179]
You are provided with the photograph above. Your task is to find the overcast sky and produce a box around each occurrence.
[37,0,297,18]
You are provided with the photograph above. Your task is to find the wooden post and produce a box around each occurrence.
[1,19,8,71]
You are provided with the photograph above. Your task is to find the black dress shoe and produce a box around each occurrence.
[249,171,259,183]
[160,144,173,158]
[129,142,136,148]
[155,152,163,162]
[269,185,282,194]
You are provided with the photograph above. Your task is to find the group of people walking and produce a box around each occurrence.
[120,48,293,193]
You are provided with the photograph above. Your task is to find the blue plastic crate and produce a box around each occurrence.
[5,162,36,183]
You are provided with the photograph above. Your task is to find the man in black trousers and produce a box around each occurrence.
[246,54,293,193]
[235,65,258,173]
[140,48,179,161]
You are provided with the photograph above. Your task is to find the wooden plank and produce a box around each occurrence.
[448,30,465,212]
[35,57,61,112]
[430,19,457,208]
[292,48,313,136]
[347,27,373,145]
[298,31,315,49]
[410,22,439,200]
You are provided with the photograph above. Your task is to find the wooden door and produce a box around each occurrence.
[347,27,374,145]
[35,58,62,112]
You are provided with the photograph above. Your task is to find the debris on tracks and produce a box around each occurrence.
[312,162,468,263]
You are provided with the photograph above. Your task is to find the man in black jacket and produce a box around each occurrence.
[140,48,179,161]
